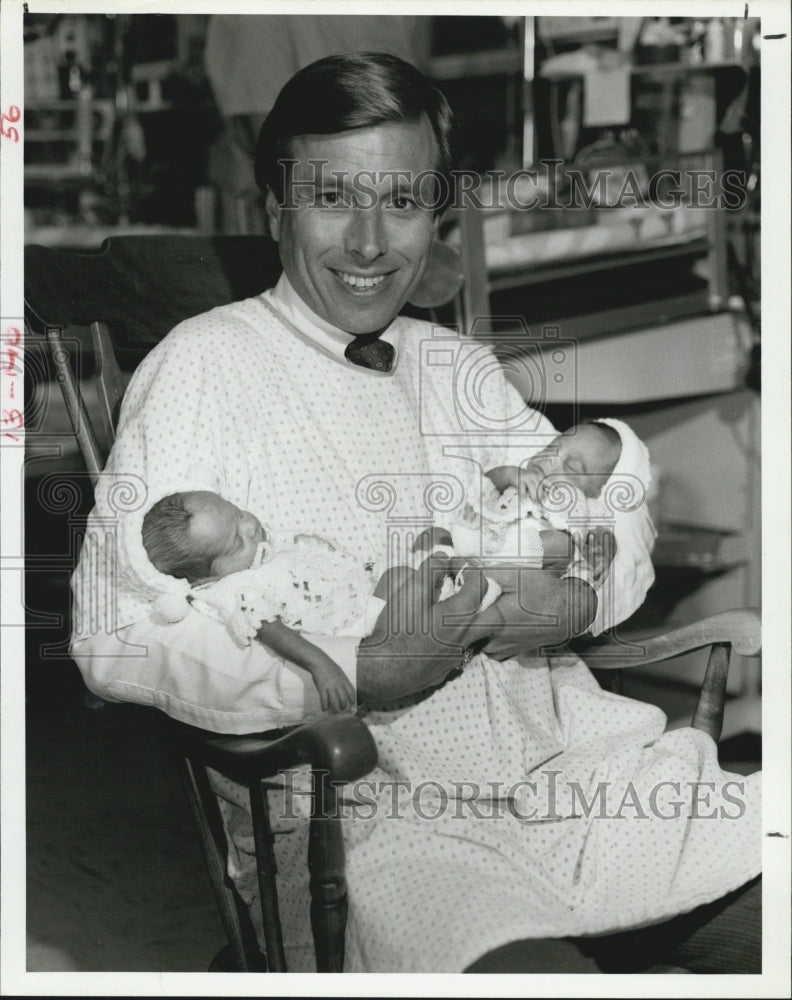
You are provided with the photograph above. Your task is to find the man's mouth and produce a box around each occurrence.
[332,269,391,292]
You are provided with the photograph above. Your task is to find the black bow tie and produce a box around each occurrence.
[344,333,394,373]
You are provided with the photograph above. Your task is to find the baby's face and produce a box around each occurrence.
[522,424,621,501]
[184,492,265,580]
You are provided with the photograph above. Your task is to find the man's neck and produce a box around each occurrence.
[273,273,391,342]
[273,273,351,341]
[268,272,400,356]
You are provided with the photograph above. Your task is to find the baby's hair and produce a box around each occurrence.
[142,492,213,583]
[580,421,622,475]
[585,420,622,457]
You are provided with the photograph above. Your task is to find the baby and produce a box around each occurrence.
[442,418,656,636]
[456,420,623,569]
[142,491,373,713]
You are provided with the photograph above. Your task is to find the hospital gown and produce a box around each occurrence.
[71,275,761,971]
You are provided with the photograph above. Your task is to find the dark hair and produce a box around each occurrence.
[584,421,623,475]
[255,51,457,210]
[142,493,213,584]
[586,421,622,451]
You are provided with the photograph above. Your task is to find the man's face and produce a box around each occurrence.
[266,118,440,335]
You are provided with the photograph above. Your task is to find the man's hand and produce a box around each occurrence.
[458,564,598,661]
[356,553,485,704]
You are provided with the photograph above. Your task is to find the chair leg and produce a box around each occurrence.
[180,759,252,972]
[249,779,287,972]
[209,943,268,972]
[209,944,242,972]
[308,776,348,972]
[691,642,731,742]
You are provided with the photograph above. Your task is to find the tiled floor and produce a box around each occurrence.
[24,672,760,973]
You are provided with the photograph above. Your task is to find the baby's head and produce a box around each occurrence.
[522,422,622,502]
[142,490,265,584]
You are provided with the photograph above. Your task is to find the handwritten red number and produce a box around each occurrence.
[0,105,21,142]
[2,409,23,428]
[1,327,22,439]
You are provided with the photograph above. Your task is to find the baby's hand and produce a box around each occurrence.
[574,527,617,585]
[485,465,522,494]
[516,466,538,504]
[309,658,356,714]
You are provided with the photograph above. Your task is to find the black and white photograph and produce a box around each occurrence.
[1,1,789,994]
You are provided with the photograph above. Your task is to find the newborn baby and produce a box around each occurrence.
[141,491,469,714]
[141,490,378,713]
[440,419,657,635]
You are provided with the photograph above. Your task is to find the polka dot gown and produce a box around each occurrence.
[210,655,760,973]
[73,295,760,972]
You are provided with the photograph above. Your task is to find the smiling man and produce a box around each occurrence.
[263,120,440,336]
[254,53,453,340]
[71,52,760,975]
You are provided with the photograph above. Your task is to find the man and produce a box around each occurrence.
[71,53,760,974]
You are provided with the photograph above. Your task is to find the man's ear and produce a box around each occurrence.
[265,189,281,241]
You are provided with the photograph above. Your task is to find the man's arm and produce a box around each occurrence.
[539,528,576,568]
[71,605,363,734]
[355,561,596,705]
[356,555,486,703]
[467,572,597,661]
[71,318,365,730]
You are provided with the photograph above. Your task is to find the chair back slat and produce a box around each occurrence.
[45,324,106,487]
[90,321,127,438]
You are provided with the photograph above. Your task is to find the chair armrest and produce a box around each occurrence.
[576,608,762,670]
[166,714,378,786]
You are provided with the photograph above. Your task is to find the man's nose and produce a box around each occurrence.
[344,206,387,261]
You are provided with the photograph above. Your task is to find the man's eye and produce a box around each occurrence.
[389,196,416,211]
[318,191,346,207]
